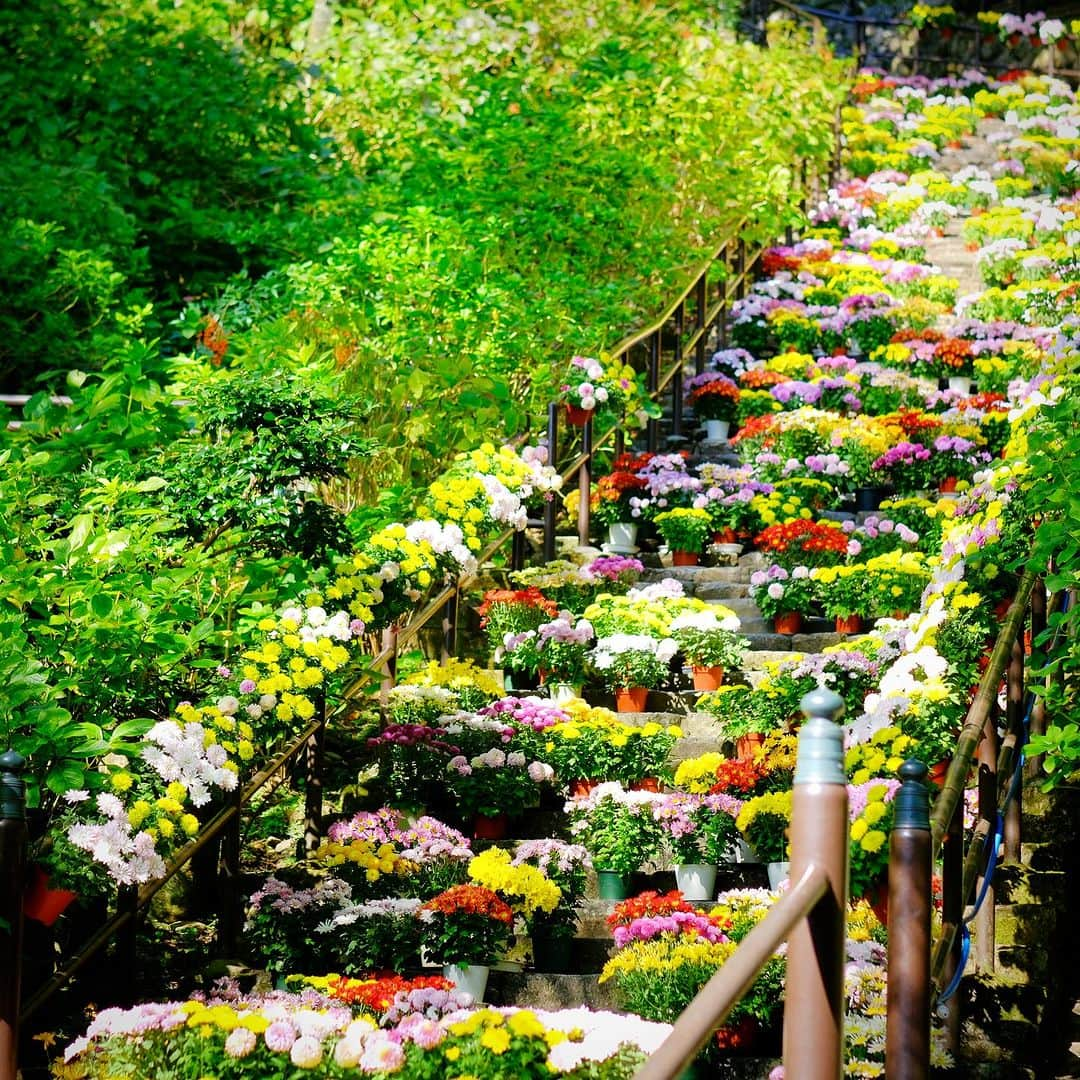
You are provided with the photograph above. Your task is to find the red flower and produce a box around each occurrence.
[754,519,847,557]
[739,369,791,389]
[420,885,514,923]
[710,758,765,796]
[606,890,694,929]
[326,974,453,1011]
[730,414,777,447]
[477,588,558,626]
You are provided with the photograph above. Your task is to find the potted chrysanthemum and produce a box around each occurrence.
[591,634,677,712]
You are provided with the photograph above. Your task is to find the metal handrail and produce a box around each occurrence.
[634,865,830,1080]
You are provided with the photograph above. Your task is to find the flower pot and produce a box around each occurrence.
[442,963,489,1003]
[473,813,509,841]
[866,879,889,926]
[549,682,582,705]
[671,550,700,567]
[938,476,958,494]
[629,777,661,792]
[704,419,730,442]
[835,614,863,634]
[773,611,801,635]
[568,778,600,798]
[565,403,592,427]
[596,870,631,900]
[532,931,574,974]
[736,732,764,762]
[767,861,791,890]
[852,487,879,513]
[712,527,739,545]
[948,376,973,396]
[675,863,718,902]
[607,522,639,551]
[691,665,724,691]
[615,686,649,713]
[23,865,77,926]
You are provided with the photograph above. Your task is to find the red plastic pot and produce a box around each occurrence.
[615,686,648,713]
[691,665,724,691]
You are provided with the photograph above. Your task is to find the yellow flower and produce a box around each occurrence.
[480,1026,511,1054]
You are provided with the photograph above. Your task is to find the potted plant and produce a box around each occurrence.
[416,884,514,1001]
[592,469,649,550]
[871,441,935,495]
[534,613,595,696]
[477,588,559,683]
[561,355,611,425]
[809,564,871,632]
[591,634,678,711]
[652,791,741,901]
[669,608,749,690]
[699,685,788,760]
[653,507,713,565]
[512,839,593,973]
[685,372,741,442]
[444,747,554,838]
[735,790,793,886]
[467,847,562,939]
[748,564,817,634]
[927,435,991,492]
[565,782,665,898]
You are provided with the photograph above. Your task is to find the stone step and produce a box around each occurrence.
[695,581,752,601]
[1021,842,1065,872]
[641,565,755,584]
[486,970,620,1011]
[992,865,1068,906]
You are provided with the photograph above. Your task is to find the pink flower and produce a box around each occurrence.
[265,1019,297,1052]
[224,1027,257,1058]
[290,1035,323,1068]
[359,1035,405,1072]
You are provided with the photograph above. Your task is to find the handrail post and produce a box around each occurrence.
[1027,580,1047,778]
[379,624,398,708]
[1003,636,1024,863]
[940,803,963,1055]
[304,696,326,854]
[577,416,593,547]
[543,404,558,564]
[647,330,661,453]
[115,884,139,1004]
[695,277,707,375]
[510,529,527,572]
[783,689,848,1080]
[886,760,932,1079]
[669,302,685,446]
[974,706,998,971]
[218,785,243,956]
[0,751,27,1080]
[441,586,460,663]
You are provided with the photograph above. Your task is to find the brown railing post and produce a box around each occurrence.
[379,624,398,707]
[939,803,963,1055]
[304,697,326,854]
[735,238,747,300]
[886,759,932,1079]
[577,415,593,547]
[510,529,527,572]
[0,751,27,1080]
[543,403,558,564]
[974,708,998,971]
[783,689,848,1080]
[695,277,707,375]
[670,302,685,445]
[1027,580,1047,778]
[1004,636,1024,863]
[115,884,139,1003]
[441,586,459,664]
[218,785,243,955]
[646,331,661,452]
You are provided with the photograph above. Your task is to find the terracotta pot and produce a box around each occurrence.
[671,550,700,567]
[472,813,509,840]
[890,610,909,620]
[23,864,77,926]
[773,611,801,635]
[691,665,724,691]
[568,778,600,798]
[928,759,951,789]
[864,878,889,926]
[938,476,958,494]
[736,732,765,762]
[615,686,649,713]
[712,527,738,545]
[835,614,863,634]
[629,777,661,792]
[565,403,591,427]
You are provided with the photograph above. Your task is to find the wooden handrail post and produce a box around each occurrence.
[0,751,27,1080]
[218,786,243,956]
[939,802,963,1055]
[783,689,848,1080]
[577,416,593,547]
[974,706,998,971]
[670,302,685,444]
[441,586,459,664]
[695,277,707,375]
[115,884,139,1004]
[886,760,933,1079]
[1004,636,1024,863]
[304,699,327,854]
[1027,580,1048,778]
[510,529,526,572]
[543,403,558,564]
[647,331,661,453]
[379,624,398,708]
